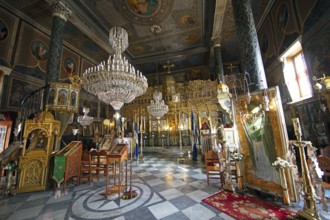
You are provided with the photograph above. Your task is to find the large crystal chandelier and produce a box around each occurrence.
[82,27,148,110]
[148,90,169,120]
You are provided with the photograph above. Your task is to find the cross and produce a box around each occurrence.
[163,60,175,74]
[226,64,236,73]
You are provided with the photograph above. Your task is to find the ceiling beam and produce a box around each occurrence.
[64,0,113,55]
[211,0,227,41]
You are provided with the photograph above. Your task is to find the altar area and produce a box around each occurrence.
[1,149,329,220]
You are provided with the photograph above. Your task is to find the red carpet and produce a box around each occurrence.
[202,190,296,220]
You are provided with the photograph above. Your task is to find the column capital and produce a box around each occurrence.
[211,37,221,47]
[46,0,72,21]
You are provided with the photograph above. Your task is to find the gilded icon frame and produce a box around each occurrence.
[234,86,298,202]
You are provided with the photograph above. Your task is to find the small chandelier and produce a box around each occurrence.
[148,90,169,120]
[147,24,168,120]
[78,107,93,128]
[82,27,148,110]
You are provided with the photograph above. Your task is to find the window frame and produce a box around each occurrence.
[280,40,313,103]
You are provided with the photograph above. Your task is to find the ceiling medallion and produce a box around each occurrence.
[150,24,162,34]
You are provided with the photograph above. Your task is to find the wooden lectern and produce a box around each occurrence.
[53,141,82,192]
[105,144,128,199]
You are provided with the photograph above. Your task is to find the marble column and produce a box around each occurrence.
[45,0,72,84]
[212,37,225,83]
[232,0,267,91]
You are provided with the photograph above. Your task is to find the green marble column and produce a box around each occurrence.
[45,0,72,84]
[232,0,267,92]
[212,37,225,83]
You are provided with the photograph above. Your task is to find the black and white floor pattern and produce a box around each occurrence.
[1,149,329,220]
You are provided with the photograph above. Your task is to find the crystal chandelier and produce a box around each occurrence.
[82,27,148,110]
[147,24,168,120]
[78,107,93,128]
[148,90,169,120]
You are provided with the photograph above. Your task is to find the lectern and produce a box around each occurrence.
[105,144,128,199]
[53,141,82,192]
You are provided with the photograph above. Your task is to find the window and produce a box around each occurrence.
[281,40,313,102]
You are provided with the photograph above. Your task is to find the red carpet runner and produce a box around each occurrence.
[202,190,296,220]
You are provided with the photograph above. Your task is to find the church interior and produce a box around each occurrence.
[0,0,330,219]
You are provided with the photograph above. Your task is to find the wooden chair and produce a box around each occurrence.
[79,150,99,185]
[317,155,330,183]
[98,150,114,176]
[204,150,223,186]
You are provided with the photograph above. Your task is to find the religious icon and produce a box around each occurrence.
[70,91,77,107]
[48,88,56,104]
[241,100,280,184]
[182,15,197,26]
[277,4,288,31]
[31,40,49,61]
[261,33,269,54]
[0,20,8,41]
[57,89,68,105]
[64,57,76,75]
[127,0,159,16]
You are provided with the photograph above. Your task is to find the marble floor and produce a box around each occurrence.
[0,148,330,220]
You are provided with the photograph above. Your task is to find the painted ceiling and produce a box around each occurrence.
[3,0,271,82]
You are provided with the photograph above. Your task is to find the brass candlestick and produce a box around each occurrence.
[138,130,144,163]
[291,118,320,220]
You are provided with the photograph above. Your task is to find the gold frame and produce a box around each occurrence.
[235,86,298,202]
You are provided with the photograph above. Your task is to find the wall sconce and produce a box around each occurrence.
[313,74,330,91]
[313,74,330,112]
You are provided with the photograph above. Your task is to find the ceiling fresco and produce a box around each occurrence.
[3,0,272,78]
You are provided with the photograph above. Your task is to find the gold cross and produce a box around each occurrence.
[226,64,235,73]
[163,60,175,74]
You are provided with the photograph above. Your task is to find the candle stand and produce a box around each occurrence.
[291,118,320,220]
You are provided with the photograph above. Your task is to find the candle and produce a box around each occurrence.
[134,112,137,124]
[143,116,146,131]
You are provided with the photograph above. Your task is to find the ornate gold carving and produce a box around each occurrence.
[17,110,61,192]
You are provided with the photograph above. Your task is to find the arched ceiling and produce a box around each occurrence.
[2,0,272,80]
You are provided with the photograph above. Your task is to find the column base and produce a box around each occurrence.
[122,189,138,200]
